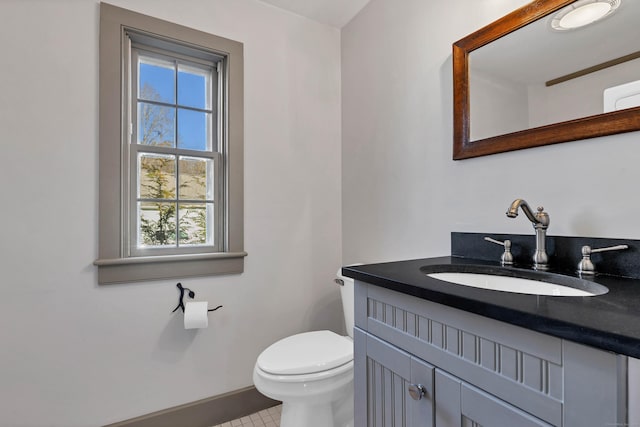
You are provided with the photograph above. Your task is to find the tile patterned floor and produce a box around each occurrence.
[211,405,281,427]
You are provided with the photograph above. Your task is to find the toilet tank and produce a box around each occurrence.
[337,270,355,339]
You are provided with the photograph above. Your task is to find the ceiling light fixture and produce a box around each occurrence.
[550,0,621,31]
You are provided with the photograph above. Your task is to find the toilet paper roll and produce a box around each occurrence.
[184,301,209,329]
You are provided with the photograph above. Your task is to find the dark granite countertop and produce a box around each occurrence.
[343,256,640,359]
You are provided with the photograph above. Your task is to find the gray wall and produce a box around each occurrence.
[0,0,342,426]
[342,0,640,265]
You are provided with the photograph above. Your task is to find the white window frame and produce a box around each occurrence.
[96,3,245,284]
[129,46,222,256]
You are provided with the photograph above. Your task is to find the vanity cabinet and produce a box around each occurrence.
[354,281,626,427]
[356,328,550,427]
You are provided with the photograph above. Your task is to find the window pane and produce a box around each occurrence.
[178,109,210,151]
[139,57,175,103]
[179,156,213,200]
[138,202,177,247]
[138,103,176,147]
[138,153,177,199]
[179,203,213,245]
[178,64,211,109]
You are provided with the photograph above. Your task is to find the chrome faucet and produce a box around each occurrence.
[506,199,550,270]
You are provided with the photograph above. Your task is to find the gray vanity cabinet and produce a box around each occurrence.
[354,281,626,427]
[356,328,550,427]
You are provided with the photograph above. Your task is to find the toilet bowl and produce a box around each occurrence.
[253,270,355,427]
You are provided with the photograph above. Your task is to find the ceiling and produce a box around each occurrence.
[257,0,371,28]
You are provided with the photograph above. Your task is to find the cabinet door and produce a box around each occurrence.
[435,369,552,427]
[355,329,434,427]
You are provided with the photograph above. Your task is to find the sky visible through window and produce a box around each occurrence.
[139,60,211,152]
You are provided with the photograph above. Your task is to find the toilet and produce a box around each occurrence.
[253,270,355,427]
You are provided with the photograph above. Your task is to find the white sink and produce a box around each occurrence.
[427,272,607,296]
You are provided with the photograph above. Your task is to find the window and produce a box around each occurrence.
[96,4,245,284]
[131,47,221,254]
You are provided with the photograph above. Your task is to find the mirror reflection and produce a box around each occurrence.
[468,0,640,142]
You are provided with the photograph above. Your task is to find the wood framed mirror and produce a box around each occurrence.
[453,0,640,160]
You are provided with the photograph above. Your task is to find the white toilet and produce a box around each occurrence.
[253,270,355,427]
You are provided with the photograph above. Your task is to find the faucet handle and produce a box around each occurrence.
[577,244,628,275]
[484,237,514,265]
[535,206,550,227]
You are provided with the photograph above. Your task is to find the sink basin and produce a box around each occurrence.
[422,265,608,296]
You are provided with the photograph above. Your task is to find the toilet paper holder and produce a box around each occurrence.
[171,283,223,314]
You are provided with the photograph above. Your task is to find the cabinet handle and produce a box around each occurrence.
[408,383,427,401]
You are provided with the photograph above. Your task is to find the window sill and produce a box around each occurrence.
[94,251,247,284]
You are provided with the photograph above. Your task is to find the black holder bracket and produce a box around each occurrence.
[172,283,223,314]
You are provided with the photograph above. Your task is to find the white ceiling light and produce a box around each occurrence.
[551,0,621,31]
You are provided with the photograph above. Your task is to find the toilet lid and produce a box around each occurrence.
[257,330,353,375]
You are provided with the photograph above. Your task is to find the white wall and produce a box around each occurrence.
[470,69,529,140]
[528,58,640,127]
[342,0,640,265]
[0,1,342,426]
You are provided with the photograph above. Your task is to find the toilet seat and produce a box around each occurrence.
[257,330,353,376]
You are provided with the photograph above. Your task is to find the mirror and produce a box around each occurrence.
[453,0,640,160]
